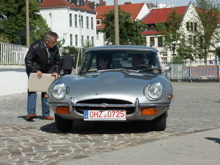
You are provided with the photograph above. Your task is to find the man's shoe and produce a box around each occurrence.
[44,115,53,120]
[27,113,37,121]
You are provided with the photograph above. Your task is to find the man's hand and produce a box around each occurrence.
[51,72,59,79]
[37,71,42,79]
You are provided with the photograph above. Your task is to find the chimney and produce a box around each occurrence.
[124,2,132,5]
[99,0,106,6]
[85,0,89,6]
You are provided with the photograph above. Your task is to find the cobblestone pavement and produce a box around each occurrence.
[1,82,220,164]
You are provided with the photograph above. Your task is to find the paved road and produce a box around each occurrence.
[0,82,220,164]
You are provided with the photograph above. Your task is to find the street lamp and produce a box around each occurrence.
[170,41,176,80]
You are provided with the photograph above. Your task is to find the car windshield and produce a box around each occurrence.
[79,49,161,74]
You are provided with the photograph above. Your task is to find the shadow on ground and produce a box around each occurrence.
[40,120,152,134]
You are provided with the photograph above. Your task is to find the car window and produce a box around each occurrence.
[80,50,160,74]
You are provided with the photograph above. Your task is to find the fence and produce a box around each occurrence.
[163,60,220,81]
[0,42,28,65]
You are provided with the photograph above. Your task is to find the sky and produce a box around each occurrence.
[95,0,193,7]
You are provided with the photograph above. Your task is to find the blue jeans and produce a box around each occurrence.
[26,71,50,117]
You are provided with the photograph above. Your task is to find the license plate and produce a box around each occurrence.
[84,110,126,121]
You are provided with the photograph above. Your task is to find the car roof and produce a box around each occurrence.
[85,45,158,54]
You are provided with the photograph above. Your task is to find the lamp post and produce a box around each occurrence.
[114,0,119,46]
[26,0,30,47]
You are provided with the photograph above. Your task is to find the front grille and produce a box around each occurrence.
[74,99,135,115]
[77,99,132,104]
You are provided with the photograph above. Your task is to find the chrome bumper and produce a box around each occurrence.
[49,98,170,121]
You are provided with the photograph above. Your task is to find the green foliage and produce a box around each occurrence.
[0,0,49,45]
[194,0,220,63]
[155,8,184,51]
[216,47,220,57]
[61,46,78,56]
[177,46,194,61]
[173,56,184,63]
[0,34,10,43]
[101,8,146,45]
[30,16,50,45]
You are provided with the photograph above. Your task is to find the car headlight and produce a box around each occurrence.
[51,83,67,100]
[144,82,165,100]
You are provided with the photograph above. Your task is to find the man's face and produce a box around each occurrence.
[45,37,57,49]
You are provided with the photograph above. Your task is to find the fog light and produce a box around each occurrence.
[142,108,157,115]
[56,106,69,114]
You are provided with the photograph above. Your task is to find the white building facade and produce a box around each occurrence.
[40,2,96,49]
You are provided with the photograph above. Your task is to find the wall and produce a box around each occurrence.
[0,66,28,96]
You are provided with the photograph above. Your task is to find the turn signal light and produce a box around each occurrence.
[169,95,173,99]
[44,94,48,98]
[56,106,69,114]
[142,108,157,115]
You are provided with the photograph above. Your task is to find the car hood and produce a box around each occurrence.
[49,71,171,103]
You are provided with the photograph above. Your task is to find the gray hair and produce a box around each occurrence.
[64,49,69,54]
[44,31,59,41]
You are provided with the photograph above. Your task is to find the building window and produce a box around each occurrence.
[158,37,162,47]
[81,16,83,28]
[148,25,154,31]
[188,35,192,45]
[87,36,89,43]
[69,14,72,27]
[96,31,99,39]
[194,23,197,31]
[76,0,84,6]
[150,37,155,46]
[193,36,197,46]
[82,35,84,45]
[68,0,72,3]
[39,0,43,3]
[91,17,93,29]
[96,19,101,26]
[86,16,89,29]
[70,34,72,46]
[75,14,77,27]
[91,37,94,45]
[190,22,193,31]
[75,35,78,46]
[186,22,189,31]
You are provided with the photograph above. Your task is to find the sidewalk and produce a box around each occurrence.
[60,128,220,165]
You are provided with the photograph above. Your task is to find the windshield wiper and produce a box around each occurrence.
[137,68,161,73]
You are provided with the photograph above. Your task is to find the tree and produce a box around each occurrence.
[0,0,50,45]
[194,0,220,64]
[30,16,50,45]
[101,8,146,45]
[155,8,184,55]
[0,34,10,43]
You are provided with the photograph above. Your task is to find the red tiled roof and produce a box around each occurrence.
[143,6,187,24]
[142,31,161,35]
[96,3,145,20]
[40,0,95,12]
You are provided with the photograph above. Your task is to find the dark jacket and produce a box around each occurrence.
[61,54,75,70]
[25,39,60,73]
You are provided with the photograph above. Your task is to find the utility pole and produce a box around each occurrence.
[26,0,30,47]
[114,0,119,46]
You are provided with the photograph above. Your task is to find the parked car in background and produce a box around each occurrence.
[47,45,173,132]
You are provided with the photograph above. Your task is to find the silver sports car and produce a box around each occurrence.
[47,45,173,132]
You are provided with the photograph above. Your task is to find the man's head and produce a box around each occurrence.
[64,49,69,54]
[44,31,59,49]
[98,55,112,69]
[132,54,144,67]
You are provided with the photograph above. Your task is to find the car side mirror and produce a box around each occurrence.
[164,66,171,72]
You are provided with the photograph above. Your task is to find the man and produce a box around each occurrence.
[132,54,147,69]
[61,49,75,75]
[25,31,60,121]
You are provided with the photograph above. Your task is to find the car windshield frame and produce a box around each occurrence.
[79,49,161,75]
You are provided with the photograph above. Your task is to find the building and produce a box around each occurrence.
[96,2,150,46]
[39,0,96,48]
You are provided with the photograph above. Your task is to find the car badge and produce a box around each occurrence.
[101,103,108,108]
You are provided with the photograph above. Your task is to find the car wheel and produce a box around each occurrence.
[152,112,167,131]
[55,114,73,132]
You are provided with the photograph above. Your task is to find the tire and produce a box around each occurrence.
[55,114,73,132]
[152,112,167,131]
